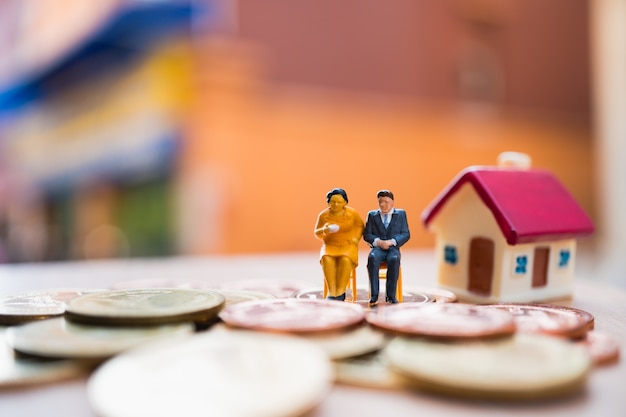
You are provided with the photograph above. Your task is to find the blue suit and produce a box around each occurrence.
[363,209,410,302]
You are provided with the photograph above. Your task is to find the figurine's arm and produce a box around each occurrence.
[391,210,411,247]
[314,212,339,239]
[363,212,377,245]
[349,211,365,245]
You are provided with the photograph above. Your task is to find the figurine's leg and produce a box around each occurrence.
[335,256,353,300]
[367,248,384,304]
[321,256,338,297]
[385,248,401,303]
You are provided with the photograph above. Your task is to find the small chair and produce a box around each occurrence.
[373,261,403,302]
[323,267,357,302]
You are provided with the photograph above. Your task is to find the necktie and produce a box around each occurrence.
[383,214,389,228]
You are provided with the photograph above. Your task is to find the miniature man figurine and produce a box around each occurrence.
[364,190,410,306]
[314,188,364,301]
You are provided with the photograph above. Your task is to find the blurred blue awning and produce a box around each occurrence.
[0,1,205,113]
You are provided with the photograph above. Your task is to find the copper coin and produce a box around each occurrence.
[218,298,365,334]
[475,303,594,339]
[577,331,620,365]
[366,303,516,339]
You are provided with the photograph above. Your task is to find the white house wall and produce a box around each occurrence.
[499,240,577,302]
[428,183,506,297]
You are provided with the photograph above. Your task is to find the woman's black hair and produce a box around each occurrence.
[326,188,348,203]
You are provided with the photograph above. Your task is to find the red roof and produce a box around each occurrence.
[421,166,595,245]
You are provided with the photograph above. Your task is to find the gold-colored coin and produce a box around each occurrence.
[6,317,194,361]
[65,288,225,326]
[88,330,332,417]
[0,328,87,389]
[384,333,591,400]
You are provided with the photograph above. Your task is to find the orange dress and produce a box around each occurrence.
[314,206,364,266]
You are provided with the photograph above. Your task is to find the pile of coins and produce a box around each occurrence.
[0,280,621,415]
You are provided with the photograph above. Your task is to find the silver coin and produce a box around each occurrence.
[384,333,591,400]
[6,317,195,360]
[88,330,332,417]
[0,328,87,389]
[0,288,109,325]
[301,324,389,359]
[333,350,406,390]
[65,288,225,326]
[209,322,387,360]
[292,287,446,307]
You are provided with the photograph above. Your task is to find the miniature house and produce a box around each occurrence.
[421,153,594,303]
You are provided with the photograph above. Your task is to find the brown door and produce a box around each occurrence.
[468,238,494,295]
[532,247,550,287]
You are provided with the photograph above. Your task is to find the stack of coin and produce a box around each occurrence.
[217,298,390,360]
[363,302,595,399]
[475,303,619,366]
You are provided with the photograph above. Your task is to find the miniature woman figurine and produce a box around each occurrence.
[314,188,364,301]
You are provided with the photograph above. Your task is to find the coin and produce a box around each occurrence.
[333,350,406,390]
[383,333,591,400]
[218,298,365,334]
[6,317,195,361]
[475,303,594,339]
[0,328,87,389]
[577,330,620,365]
[292,287,455,307]
[0,288,108,325]
[406,287,458,303]
[215,278,313,299]
[215,289,277,306]
[87,330,332,417]
[110,278,211,290]
[65,288,225,326]
[366,303,516,339]
[292,324,388,359]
